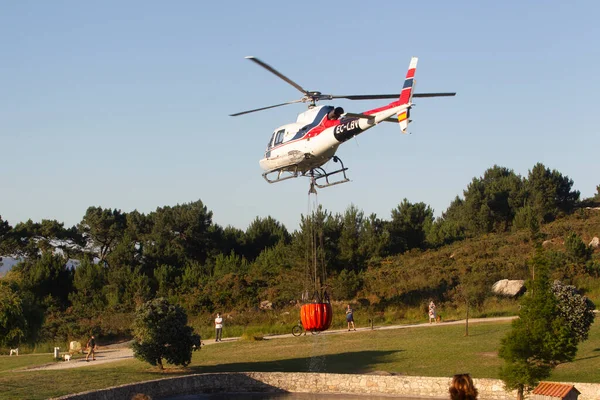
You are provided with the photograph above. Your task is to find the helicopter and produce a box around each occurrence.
[230,56,455,190]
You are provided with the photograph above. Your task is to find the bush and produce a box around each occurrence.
[551,280,595,342]
[132,298,200,369]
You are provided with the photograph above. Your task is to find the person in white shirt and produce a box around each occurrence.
[214,313,223,342]
[428,301,437,323]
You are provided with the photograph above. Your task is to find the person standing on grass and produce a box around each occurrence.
[346,304,356,331]
[429,300,437,323]
[215,313,223,342]
[85,335,97,362]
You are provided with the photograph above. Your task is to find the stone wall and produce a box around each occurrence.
[561,382,600,400]
[52,372,600,400]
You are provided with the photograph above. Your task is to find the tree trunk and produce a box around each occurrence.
[157,358,164,370]
[517,385,524,400]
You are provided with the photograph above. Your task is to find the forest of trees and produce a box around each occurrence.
[0,162,598,347]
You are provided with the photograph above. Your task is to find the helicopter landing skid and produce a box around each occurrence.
[306,156,350,193]
[261,156,350,191]
[262,167,302,184]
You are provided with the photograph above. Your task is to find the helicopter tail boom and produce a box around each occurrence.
[359,57,418,132]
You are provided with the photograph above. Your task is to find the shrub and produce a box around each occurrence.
[132,298,200,369]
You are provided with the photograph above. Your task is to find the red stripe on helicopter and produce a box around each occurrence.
[268,107,338,151]
[269,114,340,152]
[399,88,412,104]
[362,102,397,115]
[358,92,412,115]
[305,114,341,138]
[362,70,415,114]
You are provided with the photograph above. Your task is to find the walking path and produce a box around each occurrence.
[23,316,517,371]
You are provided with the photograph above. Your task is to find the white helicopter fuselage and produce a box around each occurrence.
[259,103,407,174]
[259,106,340,173]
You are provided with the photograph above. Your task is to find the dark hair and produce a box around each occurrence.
[449,374,478,400]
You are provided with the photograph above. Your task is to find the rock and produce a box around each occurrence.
[492,279,525,297]
[260,300,273,310]
[69,341,82,353]
[589,237,599,248]
[542,240,552,247]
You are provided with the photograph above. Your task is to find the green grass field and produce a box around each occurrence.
[188,297,521,341]
[1,320,598,400]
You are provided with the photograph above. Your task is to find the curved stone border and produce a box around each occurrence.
[51,372,600,400]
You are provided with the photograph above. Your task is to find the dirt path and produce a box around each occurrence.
[24,316,517,371]
[23,348,135,371]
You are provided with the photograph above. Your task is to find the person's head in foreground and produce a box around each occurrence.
[449,373,478,400]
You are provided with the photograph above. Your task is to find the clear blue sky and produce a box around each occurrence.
[1,1,599,232]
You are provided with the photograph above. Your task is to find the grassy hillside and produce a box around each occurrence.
[180,210,600,342]
[361,208,600,311]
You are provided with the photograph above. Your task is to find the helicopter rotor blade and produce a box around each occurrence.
[245,56,308,96]
[330,94,398,100]
[413,92,456,98]
[229,99,305,117]
[330,92,456,100]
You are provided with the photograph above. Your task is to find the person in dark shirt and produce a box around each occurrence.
[323,107,345,128]
[346,304,356,331]
[86,335,97,361]
[328,107,344,120]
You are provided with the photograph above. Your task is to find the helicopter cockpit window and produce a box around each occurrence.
[267,132,276,149]
[274,129,285,145]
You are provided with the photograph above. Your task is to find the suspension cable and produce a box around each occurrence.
[305,173,322,302]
